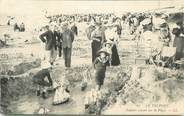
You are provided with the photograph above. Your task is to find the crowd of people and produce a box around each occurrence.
[32,12,184,103]
[13,22,25,32]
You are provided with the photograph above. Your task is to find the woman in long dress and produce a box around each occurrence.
[105,26,120,66]
[91,23,106,63]
[172,28,184,60]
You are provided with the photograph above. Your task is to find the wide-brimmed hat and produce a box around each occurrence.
[161,14,168,19]
[97,48,110,56]
[61,22,68,27]
[154,18,166,29]
[140,18,151,26]
[105,40,113,44]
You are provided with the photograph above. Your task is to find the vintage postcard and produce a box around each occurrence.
[0,0,184,115]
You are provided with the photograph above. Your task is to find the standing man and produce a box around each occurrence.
[53,25,62,58]
[57,27,63,58]
[39,25,57,66]
[62,22,74,68]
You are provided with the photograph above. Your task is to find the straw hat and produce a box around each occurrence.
[97,48,110,56]
[161,14,168,19]
[140,18,151,26]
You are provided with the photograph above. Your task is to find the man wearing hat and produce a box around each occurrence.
[93,48,110,90]
[61,22,74,68]
[39,25,57,65]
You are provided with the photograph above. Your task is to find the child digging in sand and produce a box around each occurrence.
[32,61,53,99]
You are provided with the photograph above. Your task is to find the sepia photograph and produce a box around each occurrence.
[0,0,184,115]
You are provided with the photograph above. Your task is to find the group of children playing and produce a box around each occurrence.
[32,39,114,100]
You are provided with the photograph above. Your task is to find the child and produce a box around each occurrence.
[32,62,53,99]
[93,48,110,90]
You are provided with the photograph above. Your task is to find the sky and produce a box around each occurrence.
[0,0,183,15]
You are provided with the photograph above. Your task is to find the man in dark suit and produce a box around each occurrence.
[56,29,63,58]
[53,26,62,58]
[39,25,57,65]
[62,23,74,67]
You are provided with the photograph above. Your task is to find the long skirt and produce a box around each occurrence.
[111,45,120,66]
[92,41,102,63]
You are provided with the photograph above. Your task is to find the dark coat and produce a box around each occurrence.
[32,69,53,86]
[117,24,122,35]
[39,30,56,50]
[110,45,120,66]
[53,31,62,49]
[94,57,108,86]
[62,29,74,48]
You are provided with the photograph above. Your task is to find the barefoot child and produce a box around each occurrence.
[93,48,110,90]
